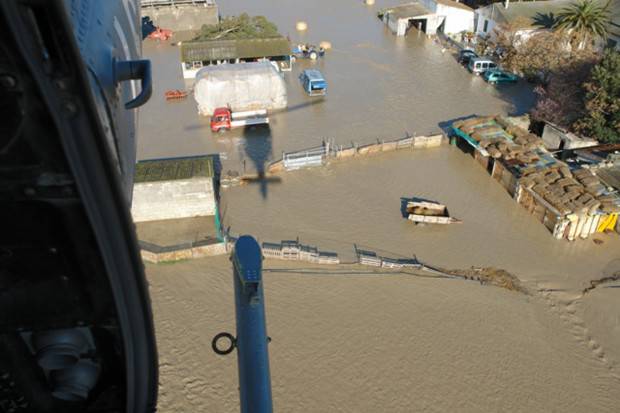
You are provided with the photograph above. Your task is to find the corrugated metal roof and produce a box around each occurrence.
[135,155,215,182]
[181,37,291,62]
[386,2,433,19]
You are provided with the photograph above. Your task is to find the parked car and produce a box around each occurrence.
[457,49,478,65]
[467,57,498,75]
[483,69,518,84]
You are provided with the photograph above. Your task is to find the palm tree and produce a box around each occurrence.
[555,0,611,49]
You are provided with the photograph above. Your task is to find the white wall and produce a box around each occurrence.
[182,64,201,79]
[474,9,498,36]
[438,5,474,34]
[132,178,216,222]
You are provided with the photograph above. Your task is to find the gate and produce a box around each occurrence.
[282,145,328,171]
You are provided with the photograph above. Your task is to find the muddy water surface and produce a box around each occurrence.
[138,0,535,174]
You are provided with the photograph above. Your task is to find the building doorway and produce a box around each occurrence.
[407,18,427,33]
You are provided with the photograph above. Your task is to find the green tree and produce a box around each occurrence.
[555,0,611,49]
[193,13,279,41]
[573,50,620,143]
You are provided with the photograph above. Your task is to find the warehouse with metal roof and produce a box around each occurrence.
[132,155,218,223]
[180,37,292,78]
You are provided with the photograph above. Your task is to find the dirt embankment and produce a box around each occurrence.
[442,267,528,294]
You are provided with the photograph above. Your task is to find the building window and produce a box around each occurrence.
[483,19,489,32]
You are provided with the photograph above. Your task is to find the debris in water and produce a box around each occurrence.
[582,272,620,294]
[319,41,332,50]
[593,239,604,245]
[444,267,527,293]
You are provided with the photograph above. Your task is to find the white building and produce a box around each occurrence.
[475,0,620,49]
[180,37,292,79]
[382,0,474,36]
[131,156,217,223]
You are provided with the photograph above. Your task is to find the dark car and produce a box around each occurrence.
[457,49,478,65]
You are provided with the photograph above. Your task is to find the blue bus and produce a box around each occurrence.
[299,69,327,96]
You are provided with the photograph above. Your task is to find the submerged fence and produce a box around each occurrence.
[282,145,328,171]
[270,133,445,173]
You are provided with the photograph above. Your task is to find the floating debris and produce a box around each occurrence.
[445,267,528,293]
[405,200,462,225]
[164,89,189,101]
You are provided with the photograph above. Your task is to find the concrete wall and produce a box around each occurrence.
[474,9,498,36]
[439,6,474,34]
[140,241,229,263]
[142,4,218,32]
[132,177,216,222]
[267,134,445,173]
[384,14,402,35]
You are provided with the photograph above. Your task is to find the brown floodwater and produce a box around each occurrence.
[138,2,620,411]
[138,0,536,175]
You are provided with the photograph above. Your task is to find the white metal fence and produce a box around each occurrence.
[141,0,216,7]
[282,145,328,171]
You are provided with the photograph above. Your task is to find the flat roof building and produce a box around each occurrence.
[180,37,292,78]
[382,0,474,36]
[132,155,218,223]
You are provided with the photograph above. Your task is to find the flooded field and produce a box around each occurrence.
[148,256,620,412]
[138,0,535,174]
[221,147,620,291]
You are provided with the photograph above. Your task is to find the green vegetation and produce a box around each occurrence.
[573,50,620,143]
[555,0,612,49]
[477,1,617,143]
[193,13,280,41]
[533,49,620,143]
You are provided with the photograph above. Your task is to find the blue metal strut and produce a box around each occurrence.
[232,235,273,413]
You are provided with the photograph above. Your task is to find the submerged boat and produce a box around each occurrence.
[164,89,189,100]
[406,200,462,225]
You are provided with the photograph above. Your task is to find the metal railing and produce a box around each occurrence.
[141,0,216,7]
[282,145,328,171]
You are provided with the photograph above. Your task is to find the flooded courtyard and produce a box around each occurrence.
[138,0,535,172]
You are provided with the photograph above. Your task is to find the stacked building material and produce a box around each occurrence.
[452,115,620,241]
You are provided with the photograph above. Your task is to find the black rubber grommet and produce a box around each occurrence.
[212,332,236,355]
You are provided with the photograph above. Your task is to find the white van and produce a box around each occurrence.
[467,57,498,75]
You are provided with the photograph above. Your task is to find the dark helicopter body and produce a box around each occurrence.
[0,0,157,411]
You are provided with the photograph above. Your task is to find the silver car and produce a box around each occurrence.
[468,57,498,75]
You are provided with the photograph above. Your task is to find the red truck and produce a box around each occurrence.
[210,107,269,133]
